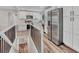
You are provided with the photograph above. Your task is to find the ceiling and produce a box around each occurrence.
[17,6,47,11]
[0,6,51,12]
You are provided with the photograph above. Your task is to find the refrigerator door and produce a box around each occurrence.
[51,15,59,45]
[51,8,63,45]
[48,11,52,41]
[48,8,63,45]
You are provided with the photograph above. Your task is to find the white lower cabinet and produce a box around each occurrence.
[73,34,79,52]
[64,32,79,52]
[63,15,79,52]
[73,16,79,52]
[63,32,73,48]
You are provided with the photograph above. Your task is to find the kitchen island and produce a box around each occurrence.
[30,23,43,53]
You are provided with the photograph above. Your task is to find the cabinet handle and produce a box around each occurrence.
[70,11,72,16]
[70,17,72,21]
[70,17,74,22]
[72,17,74,21]
[70,11,74,16]
[72,11,74,16]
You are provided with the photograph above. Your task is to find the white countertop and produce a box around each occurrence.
[31,22,43,31]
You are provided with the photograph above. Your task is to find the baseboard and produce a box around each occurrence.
[63,43,78,53]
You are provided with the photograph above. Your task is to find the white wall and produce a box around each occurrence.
[18,11,42,24]
[0,10,9,30]
[0,10,17,31]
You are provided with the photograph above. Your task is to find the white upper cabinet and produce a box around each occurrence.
[63,6,73,17]
[63,16,73,32]
[17,23,26,31]
[73,16,79,34]
[73,6,79,16]
[19,11,28,19]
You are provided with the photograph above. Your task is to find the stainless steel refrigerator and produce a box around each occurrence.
[48,8,63,45]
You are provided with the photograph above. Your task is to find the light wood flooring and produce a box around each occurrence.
[44,33,77,53]
[19,43,28,53]
[17,30,29,53]
[16,29,77,53]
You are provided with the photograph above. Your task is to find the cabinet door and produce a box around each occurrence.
[63,16,73,48]
[17,24,26,31]
[73,16,79,52]
[63,7,73,17]
[63,32,73,48]
[73,34,79,52]
[73,6,79,16]
[73,16,79,34]
[63,16,73,33]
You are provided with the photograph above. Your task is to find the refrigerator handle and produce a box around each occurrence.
[48,21,50,26]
